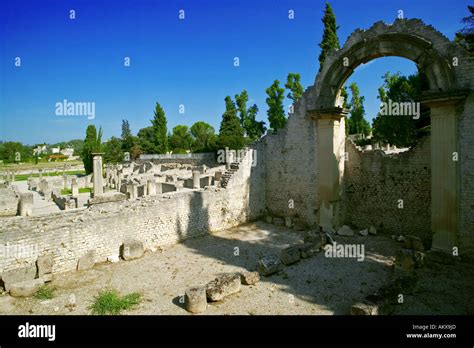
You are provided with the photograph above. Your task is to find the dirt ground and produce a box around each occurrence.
[0,221,471,315]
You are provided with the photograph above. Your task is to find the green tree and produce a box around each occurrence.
[318,2,340,71]
[0,142,32,163]
[266,80,286,131]
[169,125,193,153]
[81,125,103,174]
[218,96,245,150]
[246,104,266,141]
[372,71,429,147]
[151,102,168,154]
[347,83,371,136]
[121,119,135,153]
[235,90,249,130]
[455,5,474,53]
[137,126,156,154]
[190,121,216,152]
[103,137,124,164]
[285,73,304,102]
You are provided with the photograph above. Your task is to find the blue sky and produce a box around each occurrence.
[0,0,470,145]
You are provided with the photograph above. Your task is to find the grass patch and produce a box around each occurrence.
[34,285,55,300]
[12,170,86,182]
[61,187,92,195]
[90,288,142,315]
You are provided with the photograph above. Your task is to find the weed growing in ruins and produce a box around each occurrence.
[90,288,142,315]
[34,285,55,300]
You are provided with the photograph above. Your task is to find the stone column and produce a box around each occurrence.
[192,171,200,189]
[71,179,79,198]
[423,96,463,253]
[11,170,15,182]
[18,192,33,216]
[311,107,348,228]
[39,169,43,180]
[92,153,104,197]
[63,175,68,189]
[147,180,156,196]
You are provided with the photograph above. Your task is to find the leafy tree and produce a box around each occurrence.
[190,121,216,152]
[235,90,266,141]
[121,119,135,153]
[0,142,32,163]
[285,73,304,102]
[266,80,286,131]
[137,126,156,154]
[235,90,249,130]
[246,104,266,141]
[151,102,168,154]
[130,144,142,160]
[103,137,124,164]
[347,83,371,137]
[218,96,245,150]
[169,125,193,153]
[372,72,429,147]
[121,119,132,139]
[81,125,103,174]
[318,2,340,71]
[455,5,474,53]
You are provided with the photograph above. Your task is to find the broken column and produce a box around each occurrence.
[147,180,156,196]
[192,171,200,189]
[71,179,79,198]
[185,286,207,313]
[63,174,68,189]
[18,192,33,216]
[92,153,104,197]
[38,169,43,180]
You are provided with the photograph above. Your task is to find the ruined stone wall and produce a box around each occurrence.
[262,93,319,227]
[0,153,265,275]
[455,57,474,254]
[343,137,431,241]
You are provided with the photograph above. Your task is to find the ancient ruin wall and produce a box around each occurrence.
[263,93,319,227]
[343,137,431,241]
[0,149,265,275]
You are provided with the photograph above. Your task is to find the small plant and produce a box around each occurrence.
[34,285,55,300]
[90,288,142,315]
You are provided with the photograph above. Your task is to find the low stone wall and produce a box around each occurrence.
[343,136,431,242]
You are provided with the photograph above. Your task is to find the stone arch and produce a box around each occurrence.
[312,19,460,110]
[307,19,472,252]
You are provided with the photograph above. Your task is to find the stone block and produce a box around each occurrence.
[403,235,425,251]
[258,255,283,276]
[9,279,45,297]
[206,273,241,302]
[369,226,377,235]
[337,225,354,236]
[395,249,415,272]
[1,265,37,291]
[120,240,144,261]
[77,250,95,271]
[18,192,33,216]
[240,271,260,285]
[281,245,301,265]
[185,286,207,313]
[42,274,53,283]
[359,229,369,236]
[351,302,379,315]
[299,243,317,259]
[304,230,326,249]
[37,255,53,277]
